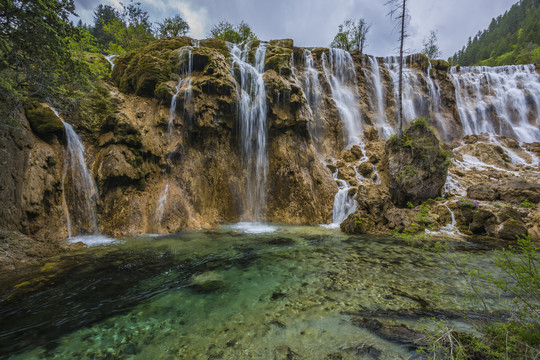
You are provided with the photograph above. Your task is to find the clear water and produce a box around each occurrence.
[0,225,511,359]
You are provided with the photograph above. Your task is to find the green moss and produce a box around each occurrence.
[24,104,64,139]
[519,200,536,209]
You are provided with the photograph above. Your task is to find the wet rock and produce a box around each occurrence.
[191,271,227,292]
[498,180,540,203]
[469,209,497,235]
[357,162,373,177]
[24,104,65,141]
[386,118,450,207]
[351,317,425,348]
[340,149,356,163]
[363,126,380,141]
[467,184,498,201]
[495,219,528,240]
[350,144,364,159]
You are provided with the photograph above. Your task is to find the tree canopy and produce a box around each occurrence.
[450,0,540,65]
[0,0,94,120]
[157,15,190,38]
[209,20,257,43]
[330,19,370,53]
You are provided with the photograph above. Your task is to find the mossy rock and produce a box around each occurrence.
[199,38,230,58]
[113,37,196,97]
[430,59,450,71]
[24,104,64,140]
[405,53,429,70]
[154,80,177,103]
[269,39,294,49]
[386,117,450,207]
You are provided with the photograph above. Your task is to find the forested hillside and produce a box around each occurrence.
[450,0,540,66]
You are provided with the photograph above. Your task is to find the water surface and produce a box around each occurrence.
[0,225,510,359]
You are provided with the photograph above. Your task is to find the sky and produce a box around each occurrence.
[73,0,519,59]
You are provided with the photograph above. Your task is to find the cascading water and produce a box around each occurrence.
[169,45,196,135]
[62,122,99,237]
[364,55,392,138]
[384,56,425,123]
[449,64,540,143]
[229,42,269,222]
[105,55,119,70]
[322,48,363,145]
[323,173,357,229]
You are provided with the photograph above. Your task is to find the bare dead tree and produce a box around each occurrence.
[386,0,409,139]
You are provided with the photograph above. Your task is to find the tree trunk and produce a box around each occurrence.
[398,0,406,140]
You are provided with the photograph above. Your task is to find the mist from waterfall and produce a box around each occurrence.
[229,42,269,222]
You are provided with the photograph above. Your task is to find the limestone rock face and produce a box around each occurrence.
[386,119,450,207]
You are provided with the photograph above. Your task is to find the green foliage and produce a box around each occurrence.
[157,15,190,38]
[209,20,257,44]
[407,201,414,208]
[0,0,95,119]
[420,235,540,359]
[450,0,540,65]
[90,2,155,55]
[422,30,442,59]
[520,200,536,209]
[330,18,370,53]
[457,197,478,210]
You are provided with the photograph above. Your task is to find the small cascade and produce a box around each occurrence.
[322,48,363,145]
[169,46,196,135]
[62,122,99,237]
[303,49,322,109]
[364,55,393,138]
[449,64,540,142]
[425,62,448,138]
[155,183,170,226]
[105,55,119,70]
[426,201,464,236]
[229,42,269,221]
[324,173,357,229]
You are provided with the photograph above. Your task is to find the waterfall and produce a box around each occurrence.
[364,55,393,138]
[229,42,269,221]
[169,46,196,135]
[384,56,425,124]
[323,174,357,229]
[322,48,363,145]
[155,183,170,226]
[105,55,119,70]
[62,122,99,237]
[449,64,540,143]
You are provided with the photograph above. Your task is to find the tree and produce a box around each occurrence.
[421,30,441,59]
[209,20,257,43]
[97,2,154,54]
[330,18,370,53]
[386,0,409,139]
[157,15,189,38]
[91,4,121,48]
[0,0,90,119]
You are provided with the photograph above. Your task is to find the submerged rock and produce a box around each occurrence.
[191,271,227,292]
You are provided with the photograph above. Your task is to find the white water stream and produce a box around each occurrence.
[229,42,269,222]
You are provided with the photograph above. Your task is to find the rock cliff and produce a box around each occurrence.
[1,36,539,268]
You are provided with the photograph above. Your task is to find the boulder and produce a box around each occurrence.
[24,104,64,140]
[498,181,540,203]
[495,219,528,241]
[357,162,373,177]
[386,118,450,207]
[467,184,499,201]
